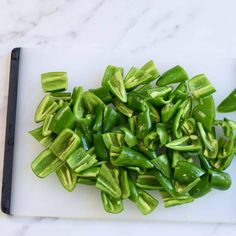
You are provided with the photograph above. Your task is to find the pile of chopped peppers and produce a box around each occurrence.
[30,61,236,215]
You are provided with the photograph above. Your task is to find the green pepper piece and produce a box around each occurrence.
[77,114,94,143]
[102,132,125,149]
[103,106,119,132]
[209,169,231,190]
[172,108,183,138]
[75,127,91,151]
[50,104,76,135]
[161,100,182,123]
[67,147,98,173]
[102,65,123,89]
[173,161,205,184]
[156,123,168,147]
[29,127,55,147]
[96,164,121,198]
[101,191,124,214]
[192,95,215,132]
[189,174,211,198]
[147,102,160,123]
[126,167,146,175]
[181,118,196,136]
[31,149,63,178]
[141,60,159,79]
[42,114,54,136]
[35,95,59,123]
[120,127,138,147]
[90,86,113,104]
[143,131,157,150]
[155,171,177,197]
[77,178,96,185]
[124,67,153,90]
[50,92,71,101]
[92,104,104,133]
[166,136,202,152]
[188,74,216,99]
[93,133,109,161]
[160,190,194,208]
[128,116,137,135]
[76,166,100,178]
[137,105,152,139]
[135,189,158,215]
[120,169,130,199]
[138,143,158,160]
[217,88,236,113]
[83,91,105,113]
[127,92,146,112]
[107,70,127,103]
[152,154,171,179]
[179,97,192,119]
[113,98,133,118]
[71,86,84,121]
[136,174,162,190]
[171,151,185,168]
[175,178,201,194]
[157,65,188,86]
[169,82,188,102]
[50,128,81,161]
[135,83,152,95]
[147,86,173,106]
[111,146,153,169]
[41,72,67,92]
[56,164,77,192]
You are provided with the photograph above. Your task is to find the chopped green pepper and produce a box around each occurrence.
[217,88,236,113]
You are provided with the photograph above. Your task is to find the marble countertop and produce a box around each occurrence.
[0,0,236,235]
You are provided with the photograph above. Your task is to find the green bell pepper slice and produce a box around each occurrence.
[42,114,54,136]
[175,178,201,194]
[147,102,161,123]
[143,131,157,150]
[120,127,138,147]
[90,86,113,104]
[50,128,81,161]
[102,65,123,89]
[41,72,67,92]
[76,166,100,178]
[92,103,104,133]
[31,149,63,178]
[169,81,188,102]
[103,106,119,132]
[77,178,96,185]
[156,123,168,147]
[141,60,159,79]
[192,95,215,132]
[171,150,186,168]
[127,92,146,112]
[209,169,231,190]
[217,88,236,113]
[96,164,121,198]
[157,65,188,86]
[67,147,98,173]
[120,169,130,199]
[102,132,125,149]
[35,95,59,123]
[137,105,152,139]
[83,91,105,113]
[50,104,76,135]
[50,92,71,101]
[161,99,182,123]
[113,98,133,118]
[29,126,55,147]
[136,174,162,190]
[189,174,211,198]
[107,70,127,103]
[93,133,109,161]
[101,191,124,214]
[188,74,216,99]
[75,127,91,151]
[173,161,205,184]
[181,118,196,136]
[56,164,77,192]
[152,154,171,179]
[111,146,153,169]
[138,143,158,160]
[71,86,84,121]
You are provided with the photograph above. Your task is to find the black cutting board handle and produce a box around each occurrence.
[1,48,21,215]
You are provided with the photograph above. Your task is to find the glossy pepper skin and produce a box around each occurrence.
[41,72,67,92]
[192,95,215,132]
[93,104,104,133]
[157,65,188,86]
[50,128,81,161]
[103,106,119,133]
[102,65,123,89]
[31,149,63,178]
[217,88,236,113]
[188,74,216,99]
[93,133,109,161]
[90,86,113,104]
[50,104,76,135]
[83,91,105,113]
[35,95,59,123]
[71,86,84,121]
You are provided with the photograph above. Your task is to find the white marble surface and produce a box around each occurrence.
[0,0,236,235]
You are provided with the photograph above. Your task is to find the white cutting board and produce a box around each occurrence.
[10,48,236,222]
